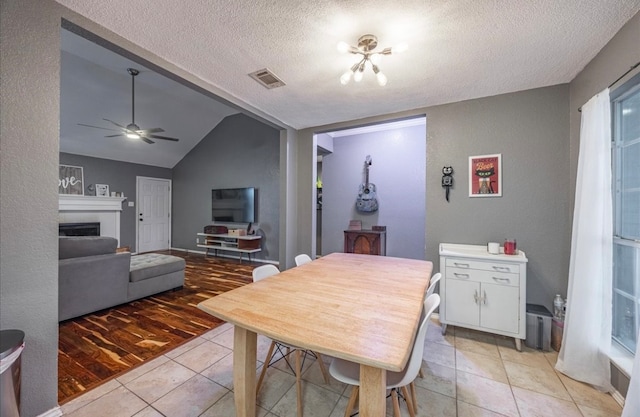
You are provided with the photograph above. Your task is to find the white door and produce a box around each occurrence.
[137,177,171,253]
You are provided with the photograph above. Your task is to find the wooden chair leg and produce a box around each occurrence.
[256,340,276,395]
[314,352,330,384]
[401,385,416,417]
[410,382,418,413]
[295,349,303,417]
[391,389,401,417]
[344,386,359,417]
[418,368,424,378]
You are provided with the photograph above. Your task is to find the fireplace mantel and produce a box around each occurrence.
[58,195,127,244]
[59,195,126,211]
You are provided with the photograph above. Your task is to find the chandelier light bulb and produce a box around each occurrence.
[391,42,408,54]
[370,53,382,65]
[354,70,364,83]
[340,70,353,85]
[376,71,388,86]
[337,41,350,53]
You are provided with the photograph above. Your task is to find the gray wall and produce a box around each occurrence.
[301,85,570,312]
[0,1,63,415]
[172,114,280,262]
[321,124,426,259]
[60,153,172,252]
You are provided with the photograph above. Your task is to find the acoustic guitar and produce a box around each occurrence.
[356,155,379,212]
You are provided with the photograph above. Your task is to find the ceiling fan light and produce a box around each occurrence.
[126,132,140,139]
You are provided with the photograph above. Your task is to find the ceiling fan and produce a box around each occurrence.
[78,68,179,144]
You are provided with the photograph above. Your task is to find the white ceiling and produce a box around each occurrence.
[58,0,640,167]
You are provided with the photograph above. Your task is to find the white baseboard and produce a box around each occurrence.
[38,406,63,417]
[611,389,625,408]
[170,247,279,265]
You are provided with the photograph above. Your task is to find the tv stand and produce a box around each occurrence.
[196,233,261,263]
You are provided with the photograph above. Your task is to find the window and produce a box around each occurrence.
[611,72,640,355]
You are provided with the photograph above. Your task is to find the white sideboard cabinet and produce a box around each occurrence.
[439,243,528,351]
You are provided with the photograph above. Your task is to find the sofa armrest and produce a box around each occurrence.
[59,252,131,321]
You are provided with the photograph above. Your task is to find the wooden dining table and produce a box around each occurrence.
[198,252,433,416]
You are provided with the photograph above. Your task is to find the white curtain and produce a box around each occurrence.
[622,329,640,416]
[556,89,612,391]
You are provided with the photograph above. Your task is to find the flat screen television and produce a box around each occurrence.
[211,187,256,223]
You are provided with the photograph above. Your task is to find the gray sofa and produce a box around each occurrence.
[59,236,185,321]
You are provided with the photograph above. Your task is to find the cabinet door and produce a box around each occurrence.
[480,283,519,334]
[445,279,480,327]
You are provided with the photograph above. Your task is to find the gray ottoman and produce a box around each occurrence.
[127,253,185,301]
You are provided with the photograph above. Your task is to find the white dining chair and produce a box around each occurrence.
[251,264,329,417]
[329,293,441,417]
[294,253,312,266]
[417,272,441,379]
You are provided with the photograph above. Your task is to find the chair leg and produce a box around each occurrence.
[256,340,276,395]
[344,386,359,417]
[418,368,424,378]
[295,349,303,417]
[391,389,401,417]
[314,352,330,384]
[410,382,418,413]
[401,385,416,417]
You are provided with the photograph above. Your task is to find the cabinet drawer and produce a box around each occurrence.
[446,267,519,287]
[445,258,519,274]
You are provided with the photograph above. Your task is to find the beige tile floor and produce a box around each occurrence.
[61,319,623,417]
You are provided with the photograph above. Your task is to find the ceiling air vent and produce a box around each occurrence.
[248,68,285,89]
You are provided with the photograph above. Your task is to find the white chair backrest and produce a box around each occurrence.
[394,293,440,388]
[294,254,312,266]
[426,273,441,298]
[252,264,280,282]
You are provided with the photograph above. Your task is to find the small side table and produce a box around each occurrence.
[343,230,386,256]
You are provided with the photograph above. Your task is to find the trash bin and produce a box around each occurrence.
[1,329,25,417]
[525,304,552,351]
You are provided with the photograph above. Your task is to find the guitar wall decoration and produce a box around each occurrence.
[356,155,379,213]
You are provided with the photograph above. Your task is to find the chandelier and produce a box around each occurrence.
[337,34,407,86]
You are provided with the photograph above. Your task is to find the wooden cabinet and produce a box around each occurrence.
[344,230,386,256]
[439,243,527,350]
[196,233,261,263]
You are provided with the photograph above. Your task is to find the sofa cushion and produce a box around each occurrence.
[129,253,186,282]
[59,236,118,260]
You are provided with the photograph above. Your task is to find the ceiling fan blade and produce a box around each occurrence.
[147,134,179,142]
[103,118,127,129]
[105,134,124,138]
[78,123,120,132]
[136,127,165,134]
[140,136,155,144]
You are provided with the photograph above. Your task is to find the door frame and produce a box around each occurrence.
[136,176,172,253]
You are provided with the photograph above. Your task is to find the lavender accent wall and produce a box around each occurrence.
[321,123,426,259]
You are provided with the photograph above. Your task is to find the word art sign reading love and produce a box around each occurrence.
[59,165,84,195]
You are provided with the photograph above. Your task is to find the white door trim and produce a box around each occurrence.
[136,176,172,253]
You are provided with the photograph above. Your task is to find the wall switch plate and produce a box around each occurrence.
[128,201,135,207]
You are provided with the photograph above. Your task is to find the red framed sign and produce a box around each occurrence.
[469,153,502,197]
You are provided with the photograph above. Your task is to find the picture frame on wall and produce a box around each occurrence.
[469,153,502,197]
[59,165,84,195]
[95,184,110,197]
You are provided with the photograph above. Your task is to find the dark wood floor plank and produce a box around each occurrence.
[58,251,257,404]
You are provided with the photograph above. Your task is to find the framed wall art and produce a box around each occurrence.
[469,153,502,197]
[95,184,110,197]
[59,165,84,195]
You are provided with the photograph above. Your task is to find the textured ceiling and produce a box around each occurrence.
[57,0,640,164]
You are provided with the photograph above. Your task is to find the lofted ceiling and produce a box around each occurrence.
[58,0,640,167]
